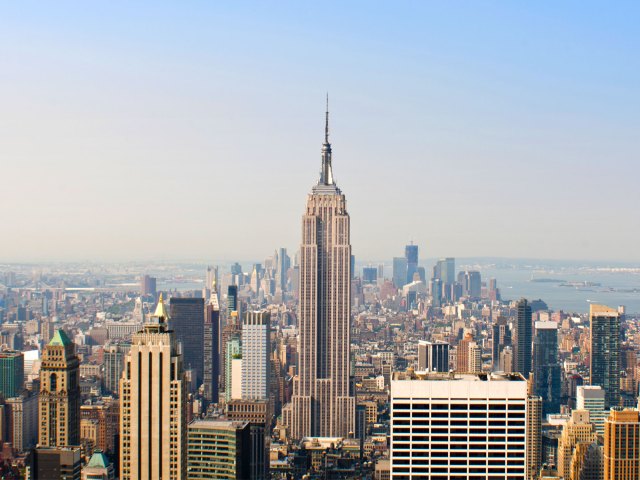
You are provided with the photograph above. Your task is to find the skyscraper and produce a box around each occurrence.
[169,297,205,390]
[533,321,561,415]
[284,103,354,439]
[404,243,418,284]
[38,329,81,447]
[119,294,187,479]
[590,304,621,409]
[203,280,220,404]
[241,310,271,401]
[392,257,408,289]
[0,350,24,398]
[513,298,532,378]
[557,410,597,480]
[492,316,511,370]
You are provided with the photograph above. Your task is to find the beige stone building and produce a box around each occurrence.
[604,408,640,480]
[119,294,187,479]
[558,410,598,480]
[38,329,81,447]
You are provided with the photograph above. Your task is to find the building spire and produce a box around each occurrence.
[319,94,335,186]
[325,93,330,144]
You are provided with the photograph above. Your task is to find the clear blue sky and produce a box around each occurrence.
[1,2,638,262]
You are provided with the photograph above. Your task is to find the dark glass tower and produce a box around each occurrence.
[405,244,418,283]
[204,283,220,403]
[513,298,532,378]
[533,321,561,414]
[590,304,620,409]
[169,297,205,390]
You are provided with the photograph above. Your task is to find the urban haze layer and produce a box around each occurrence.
[1,112,640,480]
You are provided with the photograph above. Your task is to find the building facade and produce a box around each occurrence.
[241,310,271,401]
[390,372,527,478]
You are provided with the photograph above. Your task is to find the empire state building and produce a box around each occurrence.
[283,103,355,439]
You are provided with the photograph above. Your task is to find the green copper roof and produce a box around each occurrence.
[49,329,73,347]
[87,450,110,468]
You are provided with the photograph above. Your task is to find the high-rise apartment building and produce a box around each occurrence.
[241,310,271,401]
[169,297,205,390]
[604,408,640,480]
[417,341,449,372]
[284,105,355,439]
[119,295,187,480]
[0,350,24,398]
[513,298,532,379]
[187,419,250,480]
[577,386,606,436]
[204,280,220,404]
[390,371,527,478]
[38,329,81,447]
[533,321,561,415]
[590,304,621,409]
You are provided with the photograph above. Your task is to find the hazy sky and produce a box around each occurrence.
[1,2,639,263]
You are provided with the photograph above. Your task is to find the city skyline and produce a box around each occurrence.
[2,2,639,262]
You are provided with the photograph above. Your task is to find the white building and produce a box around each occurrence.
[576,385,606,435]
[390,371,527,478]
[241,310,271,400]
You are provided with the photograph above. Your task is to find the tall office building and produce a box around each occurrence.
[284,104,355,439]
[392,257,408,289]
[604,408,640,480]
[119,294,187,480]
[241,310,271,401]
[203,280,220,403]
[577,386,606,436]
[459,270,482,298]
[390,371,527,478]
[590,304,621,409]
[417,341,449,372]
[0,350,24,398]
[169,297,205,391]
[533,321,561,415]
[405,243,418,284]
[38,329,81,447]
[227,285,238,313]
[513,298,533,379]
[187,419,250,480]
